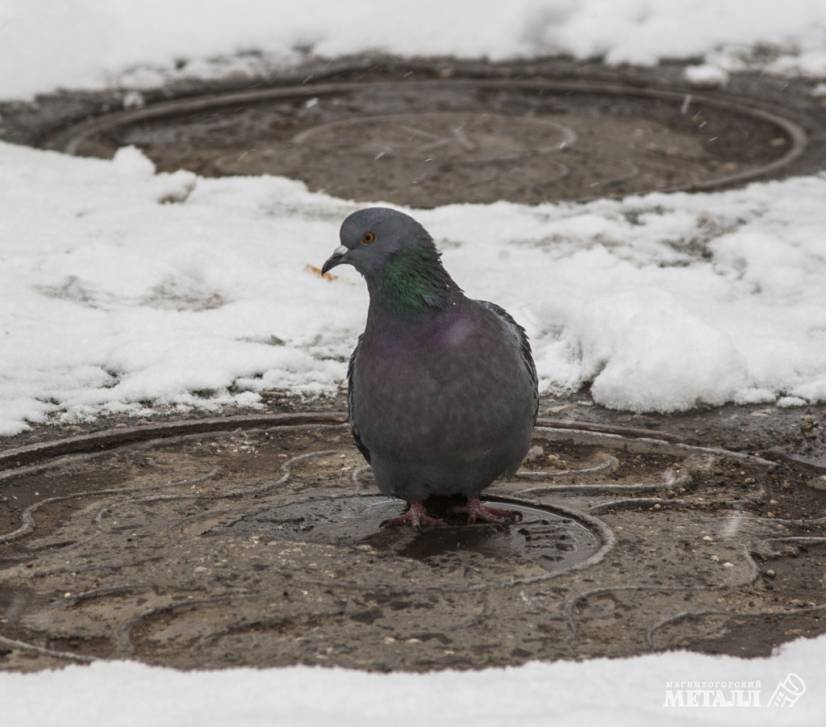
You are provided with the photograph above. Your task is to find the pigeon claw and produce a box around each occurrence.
[381,501,446,528]
[457,497,522,525]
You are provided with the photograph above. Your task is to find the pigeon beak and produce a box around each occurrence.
[321,245,349,275]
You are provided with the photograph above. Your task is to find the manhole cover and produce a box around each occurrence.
[46,79,806,206]
[2,413,825,672]
[207,494,601,580]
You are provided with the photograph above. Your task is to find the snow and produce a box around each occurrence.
[684,64,730,88]
[1,1,826,100]
[2,141,826,434]
[1,635,824,726]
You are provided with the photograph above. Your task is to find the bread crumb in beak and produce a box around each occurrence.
[305,264,337,281]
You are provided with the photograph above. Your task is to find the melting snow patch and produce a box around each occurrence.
[1,635,825,726]
[684,64,730,87]
[1,1,826,99]
[1,142,826,433]
[777,396,809,408]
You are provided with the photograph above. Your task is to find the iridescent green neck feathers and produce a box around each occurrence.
[370,244,461,313]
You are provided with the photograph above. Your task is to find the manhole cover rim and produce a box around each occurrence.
[44,77,807,196]
[0,412,776,479]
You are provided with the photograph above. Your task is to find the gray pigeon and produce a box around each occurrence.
[321,208,538,526]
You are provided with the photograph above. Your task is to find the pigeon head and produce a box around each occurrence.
[322,208,431,277]
[321,207,462,311]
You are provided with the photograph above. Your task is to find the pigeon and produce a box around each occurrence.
[321,208,538,526]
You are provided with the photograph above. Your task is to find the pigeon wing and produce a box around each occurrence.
[347,335,371,463]
[477,300,539,420]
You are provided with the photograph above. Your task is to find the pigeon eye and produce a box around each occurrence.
[361,231,376,245]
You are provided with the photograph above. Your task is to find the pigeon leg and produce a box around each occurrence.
[382,501,446,528]
[456,497,521,524]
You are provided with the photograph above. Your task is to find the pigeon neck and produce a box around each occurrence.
[367,245,462,315]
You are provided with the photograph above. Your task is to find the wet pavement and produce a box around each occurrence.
[1,407,824,672]
[1,57,825,672]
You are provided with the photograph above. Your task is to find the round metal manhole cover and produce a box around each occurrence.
[1,413,824,672]
[205,494,601,581]
[46,78,806,206]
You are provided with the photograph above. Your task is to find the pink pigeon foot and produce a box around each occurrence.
[455,497,522,524]
[381,501,446,528]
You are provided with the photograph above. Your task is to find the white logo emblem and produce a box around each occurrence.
[767,673,806,707]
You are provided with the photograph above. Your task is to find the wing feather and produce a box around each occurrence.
[477,300,539,420]
[347,335,371,463]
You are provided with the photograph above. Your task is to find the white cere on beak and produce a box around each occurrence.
[333,245,348,256]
